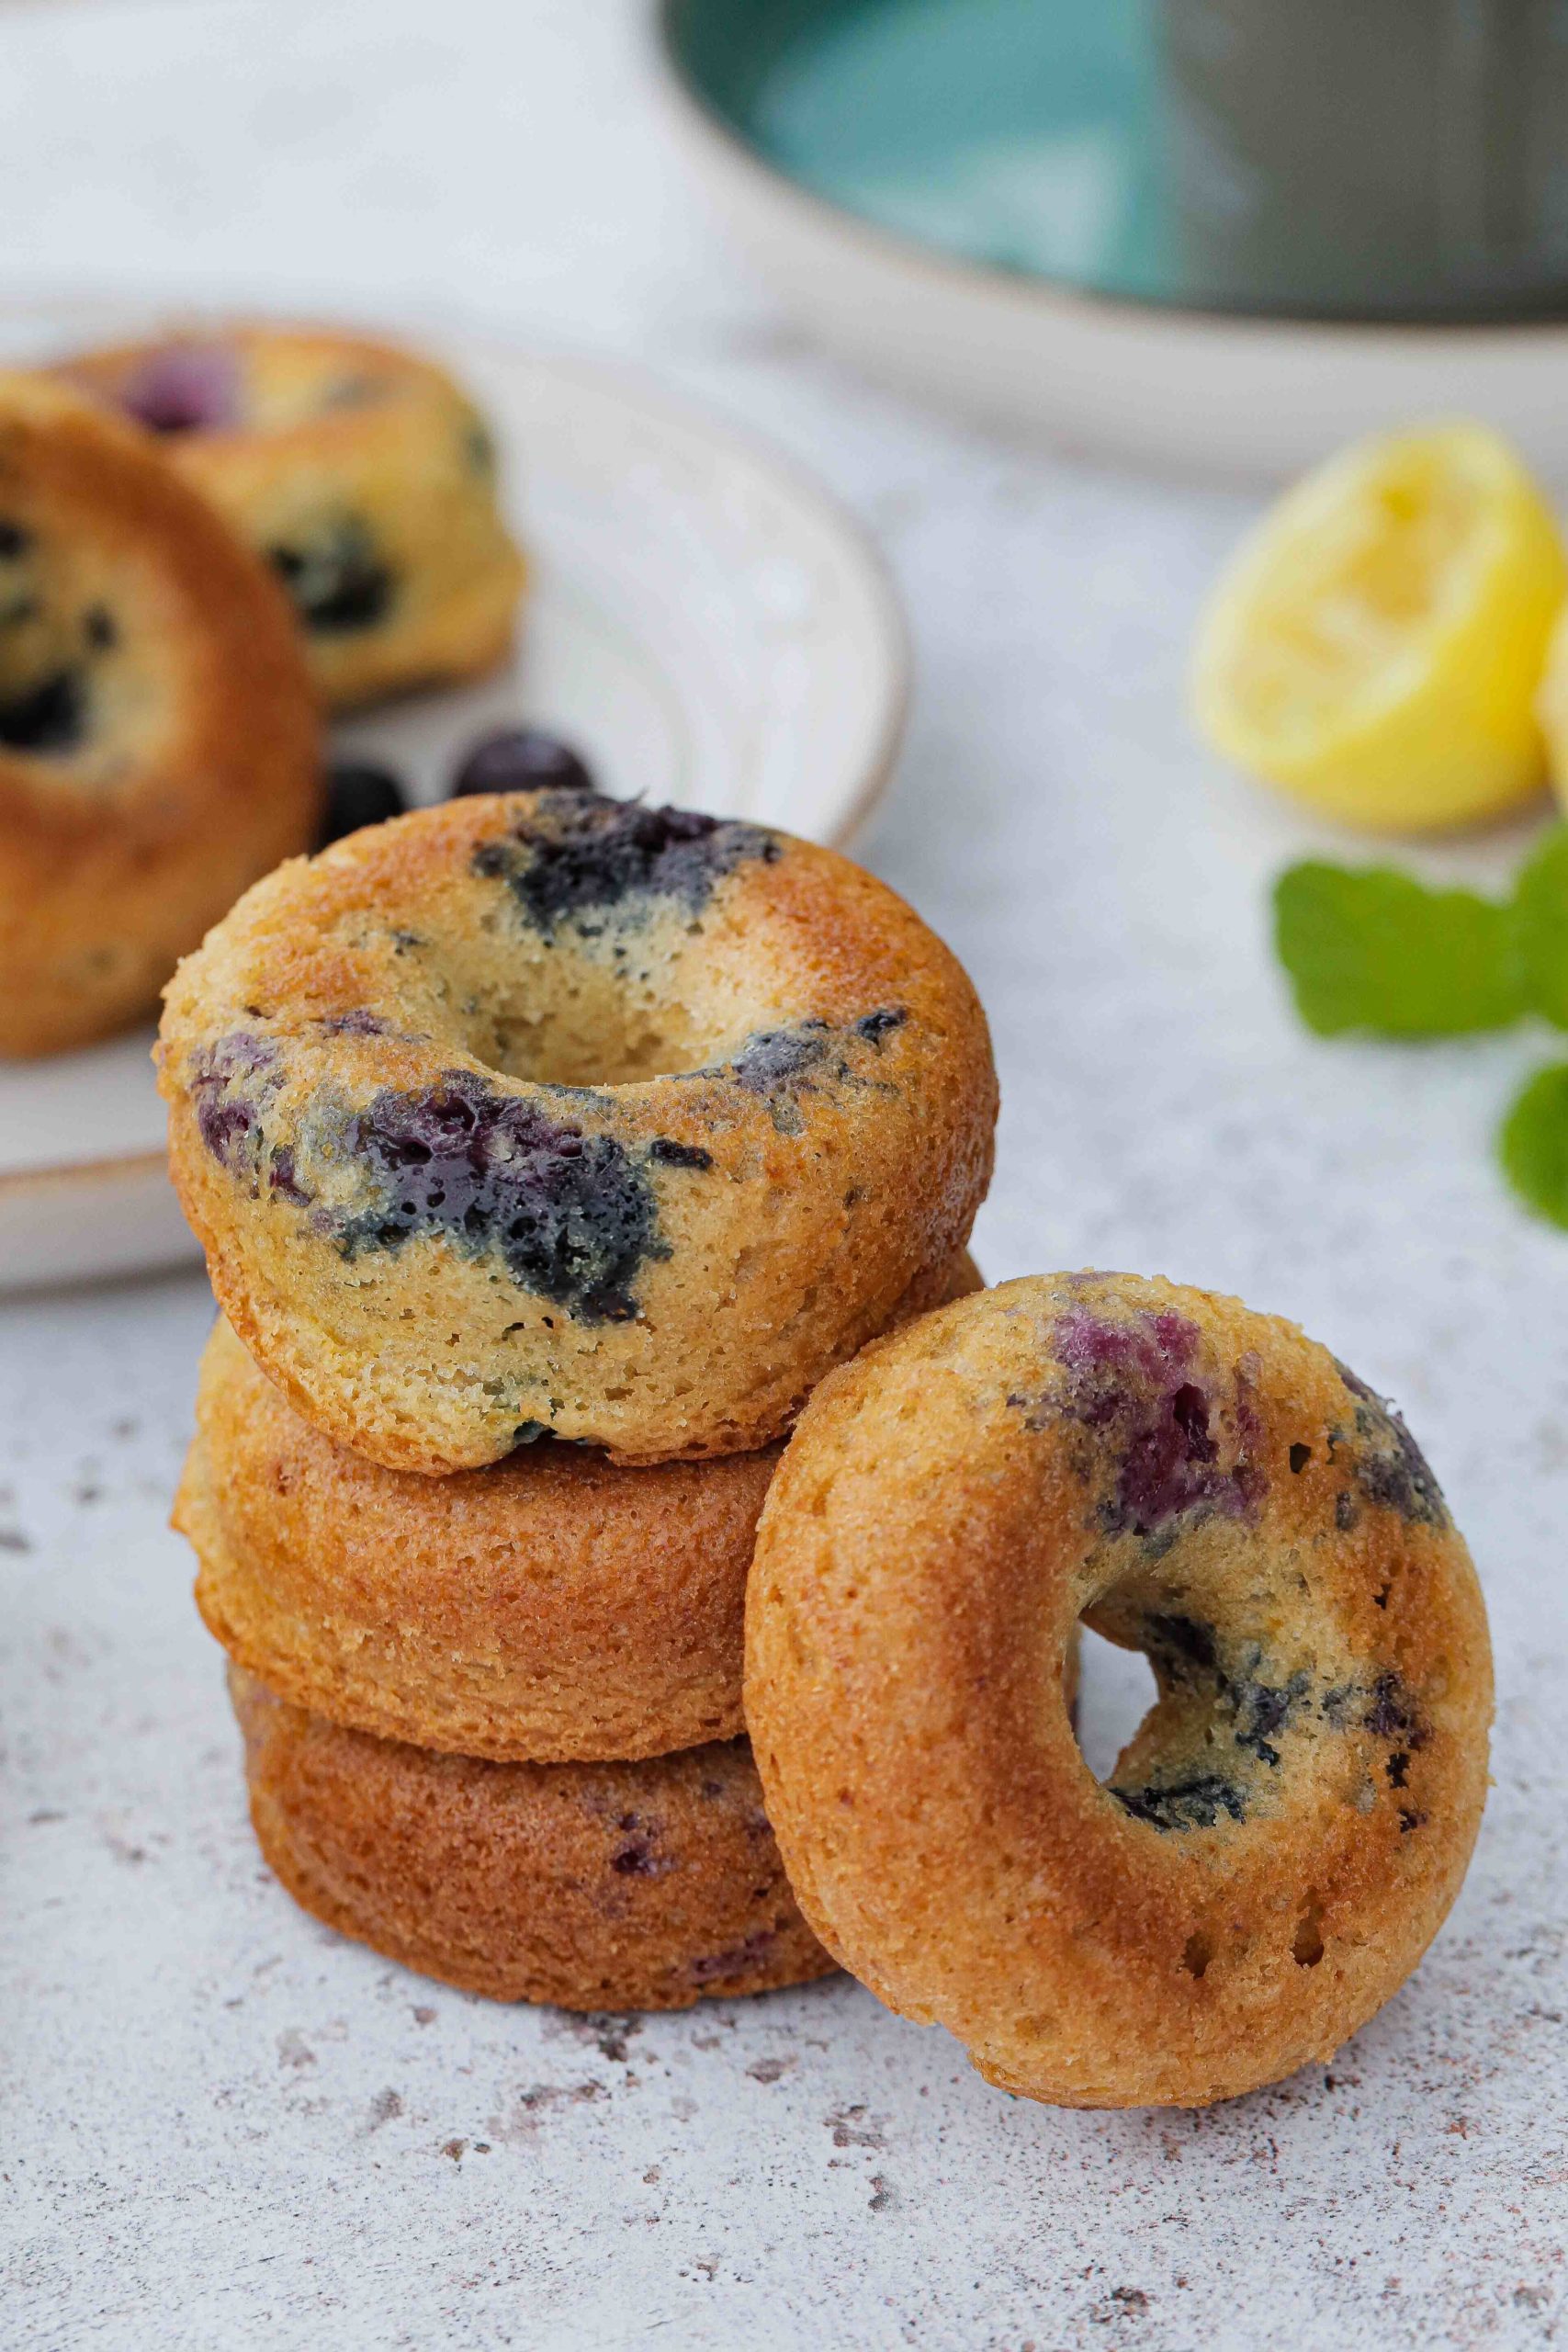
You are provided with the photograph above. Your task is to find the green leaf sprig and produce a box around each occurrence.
[1273,826,1568,1225]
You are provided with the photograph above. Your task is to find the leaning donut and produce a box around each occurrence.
[178,1245,979,1763]
[60,323,525,711]
[746,1273,1493,2109]
[0,375,321,1057]
[157,788,997,1471]
[231,1669,833,2009]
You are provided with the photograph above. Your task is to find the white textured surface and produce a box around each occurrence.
[2,5,1564,2348]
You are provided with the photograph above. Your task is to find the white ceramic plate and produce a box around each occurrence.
[0,315,908,1292]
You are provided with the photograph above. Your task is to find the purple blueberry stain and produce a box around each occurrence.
[1111,1773,1247,1832]
[1054,1307,1265,1543]
[326,1069,666,1323]
[116,343,242,435]
[690,1929,778,1984]
[188,1031,283,1182]
[268,515,393,636]
[471,791,779,933]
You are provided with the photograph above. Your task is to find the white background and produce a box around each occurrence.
[3,4,1564,2347]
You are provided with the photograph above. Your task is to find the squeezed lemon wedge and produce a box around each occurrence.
[1192,422,1567,832]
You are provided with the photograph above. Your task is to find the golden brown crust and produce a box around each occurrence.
[158,792,997,1468]
[0,374,321,1056]
[177,1251,982,1763]
[61,325,525,711]
[231,1668,834,2008]
[746,1273,1494,2109]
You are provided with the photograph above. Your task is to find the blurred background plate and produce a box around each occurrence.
[0,312,908,1291]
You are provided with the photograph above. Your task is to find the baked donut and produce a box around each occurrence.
[177,1245,979,1762]
[746,1273,1493,2109]
[157,788,997,1471]
[231,1668,833,2009]
[0,374,320,1057]
[60,325,525,712]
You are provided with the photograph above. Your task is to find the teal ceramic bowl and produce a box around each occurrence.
[658,0,1568,476]
[665,0,1568,322]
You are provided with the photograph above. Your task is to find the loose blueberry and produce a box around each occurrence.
[451,728,597,799]
[319,763,407,847]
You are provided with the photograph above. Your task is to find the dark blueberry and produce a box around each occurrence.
[464,422,496,474]
[319,763,407,847]
[1111,1774,1247,1832]
[332,1069,665,1323]
[1336,1363,1449,1527]
[269,518,393,635]
[1363,1671,1430,1750]
[473,791,777,932]
[318,1009,388,1036]
[118,344,240,435]
[267,1146,310,1206]
[610,1838,656,1877]
[648,1138,713,1170]
[451,727,597,799]
[855,1007,908,1048]
[0,519,30,559]
[731,1023,831,1095]
[1230,1668,1310,1768]
[0,668,85,754]
[84,605,117,651]
[1335,1490,1360,1533]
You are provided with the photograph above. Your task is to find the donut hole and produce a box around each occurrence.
[1071,1623,1158,1784]
[422,914,776,1091]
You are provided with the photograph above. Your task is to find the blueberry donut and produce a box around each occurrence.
[157,790,997,1471]
[60,325,525,711]
[747,1274,1493,2109]
[0,376,320,1057]
[231,1669,834,2008]
[179,1250,979,1763]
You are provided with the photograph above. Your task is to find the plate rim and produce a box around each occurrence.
[0,302,912,1207]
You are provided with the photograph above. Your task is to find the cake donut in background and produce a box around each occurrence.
[747,1273,1493,2109]
[177,1247,981,1765]
[0,375,321,1057]
[59,325,525,711]
[156,788,998,1471]
[229,1669,834,2010]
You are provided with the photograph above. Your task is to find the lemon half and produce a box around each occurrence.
[1192,422,1567,832]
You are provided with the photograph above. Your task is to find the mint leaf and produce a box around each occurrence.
[1274,862,1526,1037]
[1499,1062,1568,1226]
[1511,824,1568,1029]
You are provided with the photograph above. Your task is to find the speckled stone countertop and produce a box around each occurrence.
[3,5,1565,2347]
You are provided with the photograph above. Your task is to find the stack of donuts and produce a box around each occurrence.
[164,783,998,2010]
[0,322,525,1056]
[162,782,1494,2104]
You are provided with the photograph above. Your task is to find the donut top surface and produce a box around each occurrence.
[158,788,996,1464]
[746,1273,1492,2105]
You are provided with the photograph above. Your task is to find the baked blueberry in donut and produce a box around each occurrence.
[0,375,320,1057]
[58,324,525,711]
[747,1272,1493,2109]
[157,788,997,1469]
